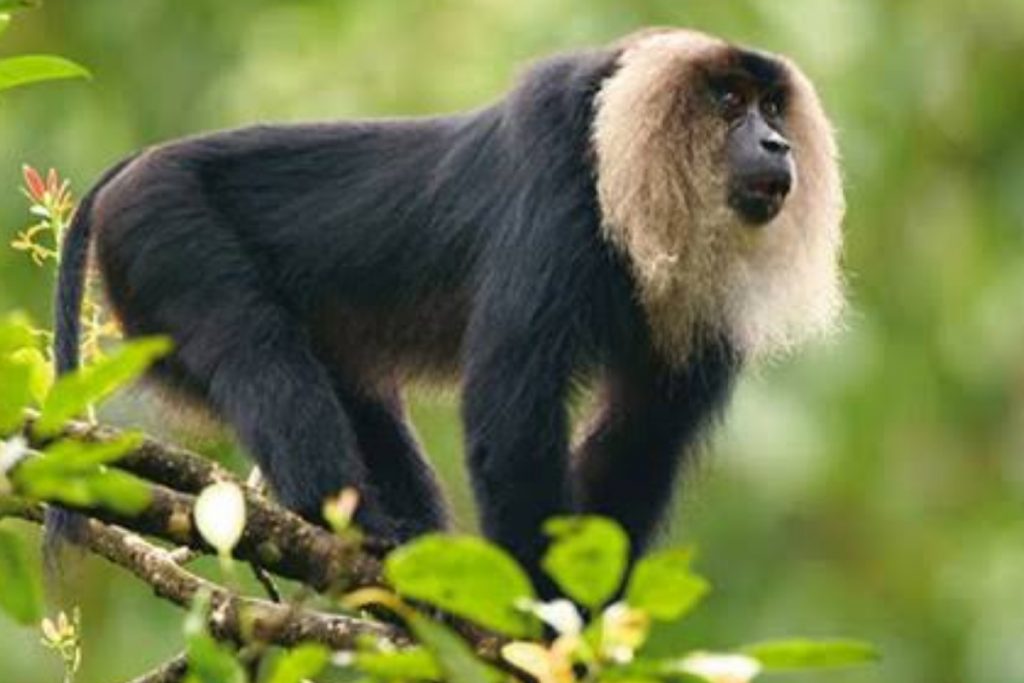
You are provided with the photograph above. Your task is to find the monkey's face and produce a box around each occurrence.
[704,58,796,226]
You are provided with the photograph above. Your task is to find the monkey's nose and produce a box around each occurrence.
[760,130,791,156]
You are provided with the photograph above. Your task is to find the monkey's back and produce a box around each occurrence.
[86,46,631,394]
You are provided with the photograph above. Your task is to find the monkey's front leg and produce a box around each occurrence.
[574,350,738,560]
[462,319,576,595]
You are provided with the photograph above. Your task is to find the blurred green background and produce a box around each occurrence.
[2,1,1023,682]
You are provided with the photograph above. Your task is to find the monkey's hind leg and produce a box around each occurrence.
[332,380,451,540]
[183,304,395,536]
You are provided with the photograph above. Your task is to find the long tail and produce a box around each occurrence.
[45,154,140,563]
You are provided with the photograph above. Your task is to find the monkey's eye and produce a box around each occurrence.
[761,92,786,119]
[716,88,744,113]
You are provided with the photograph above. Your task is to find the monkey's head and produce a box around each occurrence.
[594,29,845,365]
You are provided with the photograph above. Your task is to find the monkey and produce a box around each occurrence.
[51,28,844,590]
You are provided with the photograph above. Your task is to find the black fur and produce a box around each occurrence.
[736,49,787,88]
[54,153,141,375]
[54,47,740,589]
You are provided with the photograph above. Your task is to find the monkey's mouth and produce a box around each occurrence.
[728,173,792,225]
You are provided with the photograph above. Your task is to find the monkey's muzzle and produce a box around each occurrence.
[729,163,793,225]
[726,114,795,226]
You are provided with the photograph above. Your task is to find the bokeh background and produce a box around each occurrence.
[2,1,1023,682]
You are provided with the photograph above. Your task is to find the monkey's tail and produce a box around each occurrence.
[45,154,139,568]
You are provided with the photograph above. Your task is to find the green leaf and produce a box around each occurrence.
[0,55,90,93]
[0,15,10,39]
[603,657,699,682]
[42,433,145,468]
[265,644,329,683]
[407,612,502,683]
[9,348,53,405]
[81,468,152,515]
[625,548,710,622]
[183,590,247,683]
[0,360,32,435]
[385,534,538,637]
[35,337,171,437]
[0,313,46,430]
[602,658,712,683]
[16,465,151,515]
[0,312,35,356]
[743,638,880,671]
[0,527,44,625]
[0,1,40,12]
[13,435,151,514]
[541,516,629,610]
[0,314,38,432]
[185,632,247,683]
[355,646,442,681]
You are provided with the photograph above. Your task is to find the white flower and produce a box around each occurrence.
[680,652,762,683]
[0,436,30,476]
[193,481,246,555]
[502,636,580,683]
[331,652,355,667]
[599,601,651,663]
[524,599,584,636]
[323,487,360,532]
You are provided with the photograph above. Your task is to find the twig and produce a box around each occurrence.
[167,547,200,565]
[44,418,241,493]
[75,513,405,649]
[250,562,282,603]
[0,500,409,661]
[124,652,187,683]
[0,494,43,523]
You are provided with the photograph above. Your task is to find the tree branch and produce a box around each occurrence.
[22,417,387,591]
[124,653,187,683]
[0,500,407,655]
[6,417,519,682]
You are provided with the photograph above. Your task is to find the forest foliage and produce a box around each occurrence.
[1,1,1022,683]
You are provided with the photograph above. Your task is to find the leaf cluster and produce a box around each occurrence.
[1,312,169,627]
